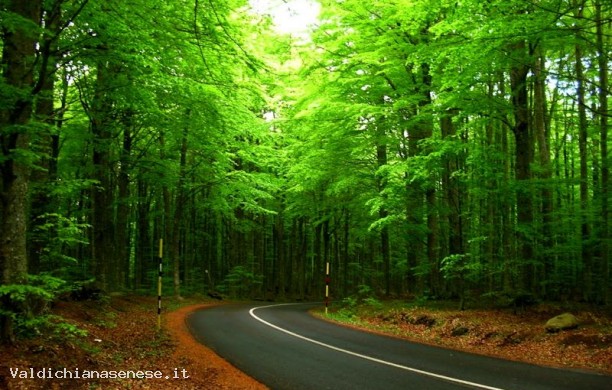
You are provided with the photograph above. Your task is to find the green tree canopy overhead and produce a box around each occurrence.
[0,0,610,342]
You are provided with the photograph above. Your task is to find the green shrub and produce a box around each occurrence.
[220,265,263,298]
[0,274,86,339]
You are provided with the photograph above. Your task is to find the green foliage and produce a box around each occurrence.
[363,296,383,310]
[340,285,381,311]
[0,274,67,319]
[0,284,52,321]
[0,274,85,339]
[0,0,608,342]
[31,213,90,271]
[441,254,482,282]
[220,265,263,298]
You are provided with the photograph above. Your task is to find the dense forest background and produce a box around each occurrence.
[0,0,610,341]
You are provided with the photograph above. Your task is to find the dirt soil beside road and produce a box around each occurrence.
[316,301,612,375]
[1,296,610,389]
[0,296,266,389]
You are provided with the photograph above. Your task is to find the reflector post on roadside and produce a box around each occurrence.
[157,238,163,331]
[325,262,330,314]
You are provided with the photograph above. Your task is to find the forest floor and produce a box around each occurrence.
[0,295,265,389]
[315,299,612,375]
[0,296,610,390]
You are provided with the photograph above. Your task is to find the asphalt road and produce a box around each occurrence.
[187,303,610,390]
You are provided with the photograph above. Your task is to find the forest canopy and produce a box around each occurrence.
[0,0,610,341]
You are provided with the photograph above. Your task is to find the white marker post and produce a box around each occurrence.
[325,262,330,314]
[157,239,163,331]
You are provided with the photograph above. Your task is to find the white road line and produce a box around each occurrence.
[249,303,506,390]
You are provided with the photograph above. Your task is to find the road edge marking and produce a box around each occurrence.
[249,303,506,390]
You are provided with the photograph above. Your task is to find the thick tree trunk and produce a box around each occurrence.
[28,0,63,275]
[90,60,118,292]
[0,0,42,343]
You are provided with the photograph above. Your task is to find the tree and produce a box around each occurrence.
[0,0,42,342]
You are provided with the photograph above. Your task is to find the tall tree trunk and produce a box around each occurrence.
[288,218,297,297]
[509,40,534,293]
[574,3,592,301]
[275,207,285,298]
[171,124,189,298]
[90,60,118,292]
[116,121,133,289]
[594,0,609,304]
[497,73,515,292]
[159,131,171,292]
[533,46,553,297]
[323,219,330,297]
[441,109,465,299]
[376,133,391,296]
[484,87,496,294]
[313,221,323,297]
[0,0,41,342]
[420,63,437,295]
[342,208,350,297]
[28,2,62,274]
[298,217,307,299]
[135,178,151,290]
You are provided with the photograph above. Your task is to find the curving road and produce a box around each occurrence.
[186,303,610,390]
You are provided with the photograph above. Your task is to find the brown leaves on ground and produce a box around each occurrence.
[0,296,266,389]
[1,295,609,390]
[319,302,612,375]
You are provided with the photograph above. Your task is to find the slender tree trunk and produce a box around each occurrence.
[497,74,514,292]
[441,109,465,299]
[171,124,189,298]
[405,177,423,293]
[343,208,350,297]
[376,134,391,296]
[116,121,132,289]
[533,46,553,297]
[574,3,593,301]
[484,86,496,294]
[158,131,171,292]
[298,217,307,299]
[288,218,297,298]
[135,178,150,290]
[420,63,437,295]
[275,207,285,298]
[314,221,323,297]
[509,40,534,293]
[323,219,330,297]
[595,0,609,304]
